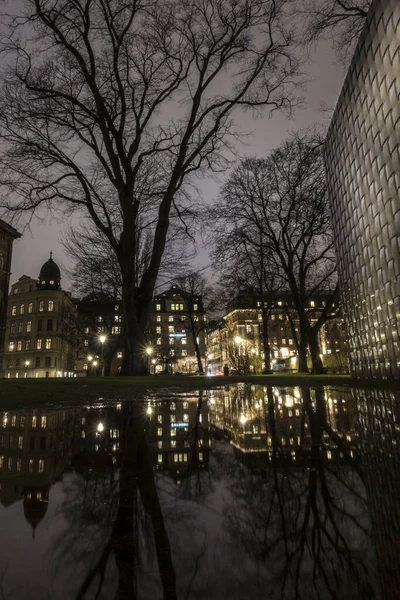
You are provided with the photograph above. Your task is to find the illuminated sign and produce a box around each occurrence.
[171,422,188,428]
[170,333,185,338]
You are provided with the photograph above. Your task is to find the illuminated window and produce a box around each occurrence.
[183,414,189,422]
[16,458,21,472]
[7,457,12,470]
[289,338,293,345]
[157,338,162,345]
[11,305,16,316]
[170,428,176,437]
[32,416,37,428]
[29,459,33,472]
[157,415,162,423]
[112,326,121,334]
[83,363,88,370]
[157,427,162,436]
[156,326,161,333]
[156,315,161,322]
[182,349,187,356]
[11,415,16,427]
[0,456,3,468]
[41,416,47,428]
[8,342,14,352]
[171,440,176,448]
[19,304,25,315]
[39,301,44,312]
[84,339,88,346]
[17,341,22,351]
[45,338,52,350]
[28,302,33,313]
[156,304,161,311]
[183,401,189,409]
[168,326,174,333]
[157,454,163,464]
[117,351,122,358]
[181,338,187,345]
[310,301,315,307]
[18,436,23,449]
[48,301,54,311]
[168,316,174,322]
[38,459,45,472]
[169,338,174,345]
[327,450,332,460]
[26,320,32,333]
[170,414,175,422]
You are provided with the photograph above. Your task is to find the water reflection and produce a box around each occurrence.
[0,386,398,599]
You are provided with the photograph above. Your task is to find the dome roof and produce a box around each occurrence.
[38,252,61,290]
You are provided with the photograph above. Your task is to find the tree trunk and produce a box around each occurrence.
[120,278,148,376]
[193,338,204,375]
[261,306,272,373]
[298,316,309,373]
[309,328,324,374]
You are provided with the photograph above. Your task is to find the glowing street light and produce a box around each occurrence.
[234,336,242,345]
[146,406,153,415]
[239,414,247,425]
[97,422,104,433]
[99,335,107,376]
[146,347,153,374]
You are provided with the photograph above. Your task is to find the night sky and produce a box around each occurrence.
[9,38,346,291]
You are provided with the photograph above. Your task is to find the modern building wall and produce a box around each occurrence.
[324,0,400,378]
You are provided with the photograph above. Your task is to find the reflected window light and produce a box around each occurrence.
[327,450,332,460]
[158,454,163,464]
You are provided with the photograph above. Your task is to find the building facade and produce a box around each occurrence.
[324,0,400,378]
[207,290,347,374]
[1,256,76,378]
[0,220,21,352]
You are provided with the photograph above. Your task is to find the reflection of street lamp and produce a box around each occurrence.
[151,358,156,374]
[234,336,243,373]
[146,347,153,373]
[99,335,106,376]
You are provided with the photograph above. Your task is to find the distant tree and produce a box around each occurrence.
[214,134,339,373]
[300,0,370,64]
[0,0,299,375]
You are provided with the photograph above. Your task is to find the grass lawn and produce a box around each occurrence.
[0,373,398,409]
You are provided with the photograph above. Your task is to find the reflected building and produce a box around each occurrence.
[209,385,358,470]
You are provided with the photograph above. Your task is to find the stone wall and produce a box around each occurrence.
[324,0,400,378]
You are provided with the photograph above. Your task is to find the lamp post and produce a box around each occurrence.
[99,335,106,376]
[151,358,156,375]
[146,347,153,374]
[24,360,30,378]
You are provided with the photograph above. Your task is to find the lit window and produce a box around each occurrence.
[0,456,3,468]
[327,450,332,460]
[182,349,187,356]
[112,326,121,334]
[115,304,119,311]
[117,352,122,358]
[169,338,174,345]
[29,459,33,472]
[114,315,122,322]
[17,458,21,472]
[183,413,189,422]
[156,315,161,322]
[170,428,176,437]
[32,416,37,428]
[193,304,198,311]
[199,452,203,462]
[289,338,293,345]
[18,436,23,449]
[27,321,32,333]
[168,316,174,322]
[17,341,22,351]
[158,440,163,449]
[157,415,162,423]
[170,414,175,422]
[41,416,46,428]
[310,301,315,307]
[157,338,162,345]
[49,280,54,285]
[156,326,161,333]
[157,454,163,464]
[38,459,45,472]
[36,339,42,350]
[11,305,16,315]
[181,338,187,345]
[8,342,14,352]
[11,415,16,427]
[183,401,189,409]
[39,301,44,312]
[28,303,33,313]
[171,440,176,448]
[7,457,12,470]
[156,304,161,311]
[45,338,52,350]
[19,304,25,315]
[84,339,88,347]
[168,326,174,333]
[157,428,162,436]
[48,301,54,311]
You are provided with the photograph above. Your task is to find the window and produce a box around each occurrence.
[41,416,47,428]
[16,458,21,472]
[20,304,25,315]
[7,457,12,470]
[84,339,88,347]
[282,338,286,345]
[193,304,198,311]
[47,319,53,331]
[28,302,33,313]
[35,357,40,368]
[16,359,20,368]
[168,316,174,322]
[112,326,121,334]
[84,327,89,334]
[171,303,184,311]
[310,301,315,308]
[171,440,176,448]
[26,320,32,333]
[45,357,51,367]
[48,301,54,311]
[36,339,42,350]
[156,315,161,322]
[168,326,174,333]
[18,321,23,334]
[169,338,174,345]
[289,338,293,345]
[29,459,33,473]
[17,341,22,351]
[157,428,163,436]
[7,359,12,368]
[117,351,122,358]
[39,301,44,312]
[83,363,88,370]
[182,349,187,356]
[183,413,189,422]
[156,326,161,333]
[170,414,176,422]
[18,436,23,449]
[173,453,188,463]
[158,441,163,449]
[8,342,14,352]
[32,416,37,428]
[10,321,16,334]
[181,338,187,345]
[157,338,162,345]
[246,324,252,333]
[97,316,103,322]
[157,454,163,464]
[0,456,3,468]
[37,319,43,332]
[38,459,45,473]
[156,304,161,311]
[11,305,16,315]
[170,428,176,437]
[114,315,122,323]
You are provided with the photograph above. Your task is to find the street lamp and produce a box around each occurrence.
[24,360,30,378]
[99,335,106,377]
[151,358,156,375]
[146,347,153,374]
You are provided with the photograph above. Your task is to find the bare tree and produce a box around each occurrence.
[0,0,299,375]
[299,0,370,64]
[213,133,338,373]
